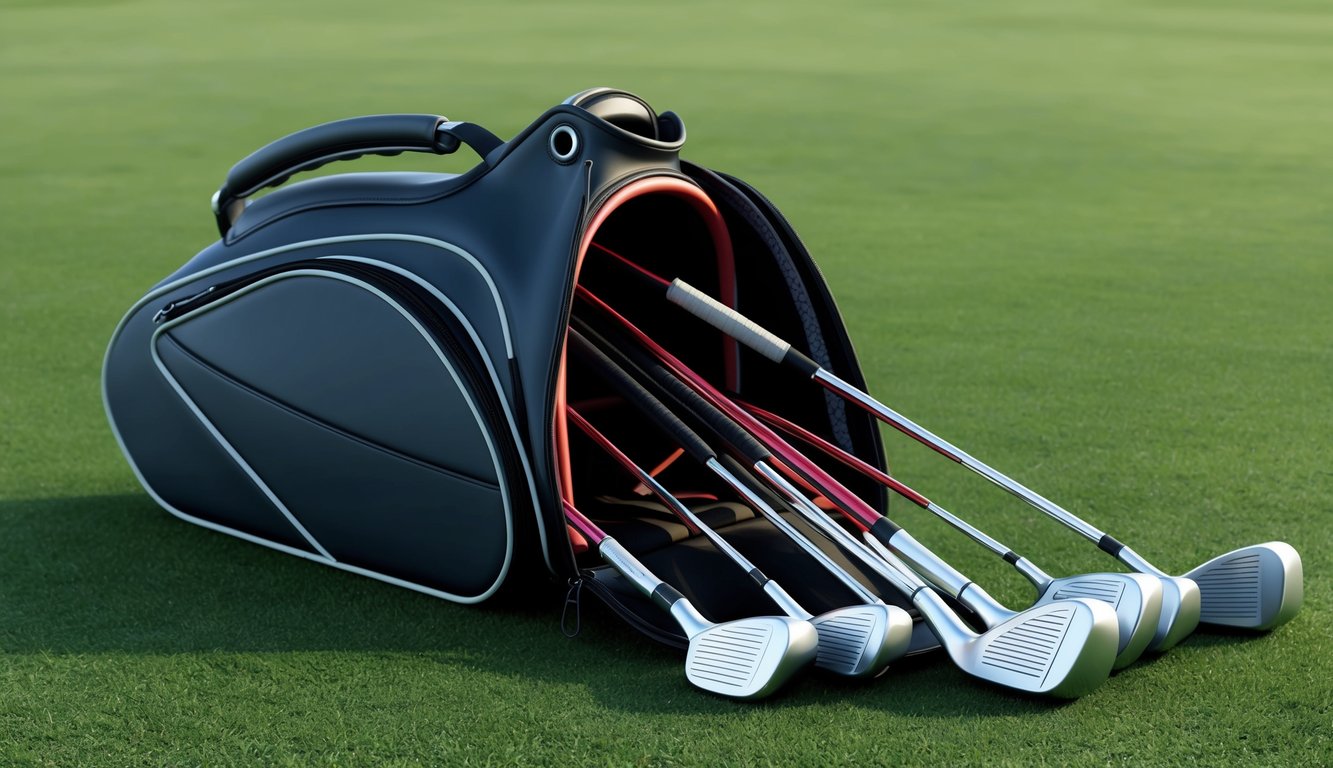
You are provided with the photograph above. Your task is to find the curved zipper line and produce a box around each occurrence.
[118,233,513,358]
[147,268,515,604]
[320,255,550,572]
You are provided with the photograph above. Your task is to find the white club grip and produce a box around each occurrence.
[667,280,791,363]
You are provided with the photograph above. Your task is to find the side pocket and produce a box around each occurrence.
[149,265,523,602]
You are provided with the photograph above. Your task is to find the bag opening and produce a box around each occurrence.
[552,177,925,636]
[555,177,737,511]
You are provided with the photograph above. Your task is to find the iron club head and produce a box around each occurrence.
[966,598,1119,698]
[684,616,819,699]
[1183,542,1302,631]
[911,582,1120,698]
[922,593,1120,699]
[1034,573,1163,670]
[810,604,914,678]
[1144,576,1201,652]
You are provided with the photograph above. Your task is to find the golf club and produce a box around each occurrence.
[562,498,818,699]
[569,316,1119,697]
[591,247,1303,636]
[567,403,912,677]
[740,399,1162,668]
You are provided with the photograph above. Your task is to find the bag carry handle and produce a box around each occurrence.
[211,114,504,236]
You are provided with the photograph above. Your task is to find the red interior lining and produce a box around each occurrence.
[554,178,735,511]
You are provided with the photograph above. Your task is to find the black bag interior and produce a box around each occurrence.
[562,184,937,650]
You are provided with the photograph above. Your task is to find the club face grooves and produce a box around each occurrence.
[685,617,817,699]
[963,600,1118,698]
[980,612,1069,678]
[1039,573,1162,669]
[1184,542,1303,630]
[810,605,907,677]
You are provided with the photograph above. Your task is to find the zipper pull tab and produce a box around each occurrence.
[560,576,584,638]
[153,285,217,324]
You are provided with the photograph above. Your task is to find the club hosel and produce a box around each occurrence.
[763,580,813,621]
[882,529,1016,626]
[667,597,713,639]
[956,582,1018,628]
[910,584,977,650]
[1013,556,1054,590]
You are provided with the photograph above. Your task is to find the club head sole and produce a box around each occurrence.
[962,598,1119,698]
[1040,573,1163,670]
[1184,542,1303,630]
[810,604,913,677]
[685,616,818,699]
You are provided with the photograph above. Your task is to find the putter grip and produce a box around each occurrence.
[666,280,790,363]
[568,332,715,463]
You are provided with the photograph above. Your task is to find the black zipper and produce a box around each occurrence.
[579,567,688,650]
[153,261,322,325]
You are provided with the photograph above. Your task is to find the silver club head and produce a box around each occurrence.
[954,599,1119,698]
[810,604,914,677]
[1146,576,1201,651]
[1183,542,1303,631]
[1035,573,1163,670]
[685,616,818,699]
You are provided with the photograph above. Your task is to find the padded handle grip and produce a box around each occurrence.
[211,114,504,236]
[666,279,791,363]
[568,330,716,464]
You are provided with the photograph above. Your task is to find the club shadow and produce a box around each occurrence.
[3,494,1151,716]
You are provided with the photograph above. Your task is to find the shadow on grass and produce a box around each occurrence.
[0,494,1261,717]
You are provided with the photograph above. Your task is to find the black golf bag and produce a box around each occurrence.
[103,88,937,653]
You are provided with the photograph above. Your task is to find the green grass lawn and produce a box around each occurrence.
[2,0,1329,764]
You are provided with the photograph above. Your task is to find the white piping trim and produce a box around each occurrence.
[151,332,336,562]
[146,268,514,604]
[100,231,556,594]
[321,255,551,568]
[123,234,513,358]
[106,362,498,603]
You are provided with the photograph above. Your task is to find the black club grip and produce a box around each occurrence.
[567,331,716,464]
[573,319,772,465]
[611,325,773,464]
[212,114,504,236]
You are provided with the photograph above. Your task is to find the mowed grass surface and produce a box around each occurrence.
[1,0,1330,765]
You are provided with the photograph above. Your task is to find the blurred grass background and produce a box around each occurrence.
[1,0,1329,765]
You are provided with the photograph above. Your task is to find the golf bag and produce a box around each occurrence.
[103,88,936,653]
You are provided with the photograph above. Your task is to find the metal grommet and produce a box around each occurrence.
[548,124,580,164]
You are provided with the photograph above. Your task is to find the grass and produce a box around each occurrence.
[1,0,1330,764]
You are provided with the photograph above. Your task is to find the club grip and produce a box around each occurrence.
[568,331,716,464]
[620,334,773,465]
[666,280,791,363]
